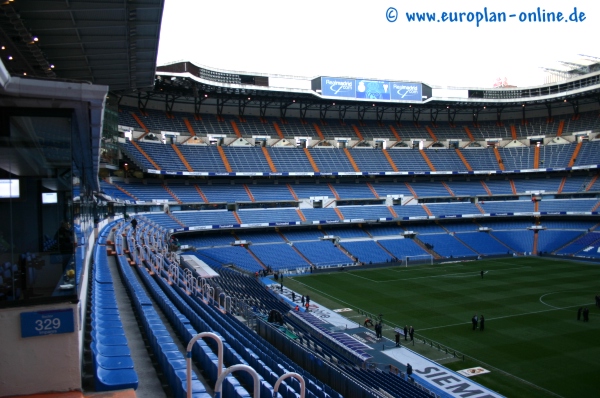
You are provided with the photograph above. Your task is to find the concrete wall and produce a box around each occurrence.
[0,302,81,396]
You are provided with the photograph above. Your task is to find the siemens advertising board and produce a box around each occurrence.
[318,77,423,102]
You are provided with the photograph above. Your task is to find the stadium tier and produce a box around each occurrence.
[103,175,600,204]
[120,106,600,144]
[117,118,600,175]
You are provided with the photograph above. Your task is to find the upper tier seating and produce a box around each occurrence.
[237,208,301,224]
[425,203,481,216]
[246,182,295,202]
[120,138,600,175]
[417,234,477,258]
[425,149,470,172]
[455,232,512,256]
[142,214,183,230]
[223,147,271,172]
[293,240,354,267]
[166,182,206,202]
[177,145,228,172]
[300,208,341,221]
[348,148,395,172]
[336,205,392,220]
[197,246,263,273]
[266,147,314,172]
[556,232,600,255]
[119,105,600,146]
[363,224,405,236]
[537,230,583,253]
[280,229,325,241]
[479,201,534,214]
[538,199,598,212]
[178,234,235,248]
[490,231,534,253]
[377,238,430,259]
[445,180,489,196]
[460,148,500,171]
[512,177,561,193]
[250,243,310,271]
[200,183,251,203]
[308,148,356,172]
[340,241,395,263]
[386,149,431,172]
[409,181,452,197]
[575,141,600,166]
[321,227,369,238]
[172,210,238,227]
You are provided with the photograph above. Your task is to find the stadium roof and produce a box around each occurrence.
[138,61,600,123]
[0,0,164,90]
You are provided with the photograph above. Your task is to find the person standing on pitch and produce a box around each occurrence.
[404,325,408,341]
[479,315,485,331]
[409,326,414,341]
[577,307,582,321]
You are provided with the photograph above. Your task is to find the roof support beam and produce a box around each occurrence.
[319,104,330,120]
[165,94,176,114]
[376,106,385,122]
[259,100,271,119]
[137,92,150,113]
[412,107,421,124]
[279,101,293,119]
[496,107,504,126]
[447,108,456,126]
[471,108,478,126]
[357,106,366,122]
[216,98,229,118]
[545,103,552,121]
[338,105,348,121]
[430,108,439,125]
[299,103,311,120]
[394,108,404,124]
[238,98,251,118]
[569,100,580,117]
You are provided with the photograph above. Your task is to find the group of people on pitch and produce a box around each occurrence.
[472,314,485,331]
[577,307,590,322]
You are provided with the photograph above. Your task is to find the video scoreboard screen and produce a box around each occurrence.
[317,77,425,102]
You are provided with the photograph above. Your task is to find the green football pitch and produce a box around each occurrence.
[283,257,600,398]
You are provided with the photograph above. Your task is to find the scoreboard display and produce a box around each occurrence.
[316,76,426,102]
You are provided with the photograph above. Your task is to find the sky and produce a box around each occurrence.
[156,0,600,89]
